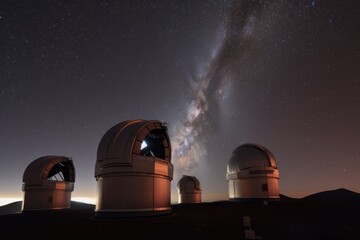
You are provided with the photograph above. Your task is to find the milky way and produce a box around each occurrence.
[172,1,269,176]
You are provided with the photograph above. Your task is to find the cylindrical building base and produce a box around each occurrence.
[178,192,202,204]
[95,174,172,217]
[22,181,74,211]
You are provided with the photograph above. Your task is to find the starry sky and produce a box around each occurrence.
[1,0,359,204]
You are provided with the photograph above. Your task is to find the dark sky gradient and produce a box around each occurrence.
[1,0,359,202]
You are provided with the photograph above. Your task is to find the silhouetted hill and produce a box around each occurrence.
[279,194,300,202]
[70,201,96,209]
[0,201,95,215]
[0,201,22,216]
[303,188,360,203]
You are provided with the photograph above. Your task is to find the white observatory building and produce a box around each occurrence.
[177,175,202,204]
[95,119,173,217]
[22,156,75,211]
[226,143,280,201]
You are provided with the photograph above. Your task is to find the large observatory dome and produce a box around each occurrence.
[226,144,280,201]
[95,119,173,217]
[227,144,277,174]
[22,156,75,211]
[177,175,202,204]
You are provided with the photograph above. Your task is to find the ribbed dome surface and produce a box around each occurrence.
[23,155,75,184]
[227,143,277,174]
[95,119,171,178]
[177,175,201,192]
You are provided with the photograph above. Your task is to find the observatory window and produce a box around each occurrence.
[46,161,73,182]
[141,141,148,150]
[262,184,268,192]
[140,129,166,159]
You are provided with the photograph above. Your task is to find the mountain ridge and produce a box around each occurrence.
[302,188,360,203]
[0,200,95,216]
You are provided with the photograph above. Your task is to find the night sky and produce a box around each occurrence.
[1,0,359,204]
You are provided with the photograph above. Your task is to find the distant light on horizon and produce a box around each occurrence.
[72,197,96,205]
[0,198,22,207]
[0,197,97,207]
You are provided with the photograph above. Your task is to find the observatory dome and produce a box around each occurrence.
[227,144,277,174]
[226,144,279,201]
[95,119,173,217]
[22,155,75,211]
[177,175,202,204]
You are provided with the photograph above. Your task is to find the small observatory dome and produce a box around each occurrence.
[177,175,202,204]
[95,119,173,217]
[22,156,75,211]
[226,143,280,201]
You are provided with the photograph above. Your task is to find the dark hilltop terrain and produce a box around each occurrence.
[0,188,359,240]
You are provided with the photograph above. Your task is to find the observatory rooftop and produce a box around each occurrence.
[227,143,277,174]
[23,155,75,184]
